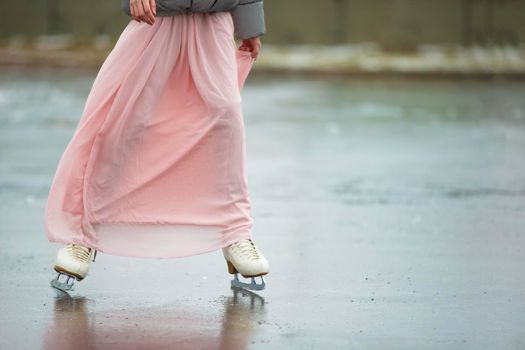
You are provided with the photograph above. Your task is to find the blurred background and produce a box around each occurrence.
[1,1,525,350]
[1,0,525,74]
[2,0,525,45]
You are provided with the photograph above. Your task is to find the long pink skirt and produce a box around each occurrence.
[44,12,256,258]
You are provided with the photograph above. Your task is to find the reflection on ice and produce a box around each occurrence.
[44,287,266,350]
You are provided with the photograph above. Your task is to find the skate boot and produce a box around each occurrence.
[50,243,97,293]
[223,238,269,291]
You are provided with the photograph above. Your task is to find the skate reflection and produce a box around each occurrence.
[43,294,93,350]
[219,286,266,350]
[43,288,266,350]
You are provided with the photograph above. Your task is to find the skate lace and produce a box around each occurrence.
[66,244,92,263]
[231,239,261,261]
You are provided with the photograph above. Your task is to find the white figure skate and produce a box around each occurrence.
[223,238,269,291]
[50,244,97,293]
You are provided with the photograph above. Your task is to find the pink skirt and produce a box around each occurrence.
[44,12,256,258]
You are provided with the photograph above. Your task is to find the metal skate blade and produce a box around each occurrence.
[231,285,267,305]
[50,273,75,293]
[231,274,266,291]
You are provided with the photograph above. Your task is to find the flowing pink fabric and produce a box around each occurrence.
[44,12,256,258]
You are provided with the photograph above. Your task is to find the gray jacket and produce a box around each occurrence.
[121,0,265,40]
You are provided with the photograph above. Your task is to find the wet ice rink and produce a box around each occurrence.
[1,68,525,349]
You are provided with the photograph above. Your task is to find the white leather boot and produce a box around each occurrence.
[222,238,269,291]
[50,244,97,292]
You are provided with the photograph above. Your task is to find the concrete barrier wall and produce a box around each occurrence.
[1,0,524,48]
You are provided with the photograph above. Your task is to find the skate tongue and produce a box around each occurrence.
[234,239,260,260]
[69,244,91,262]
